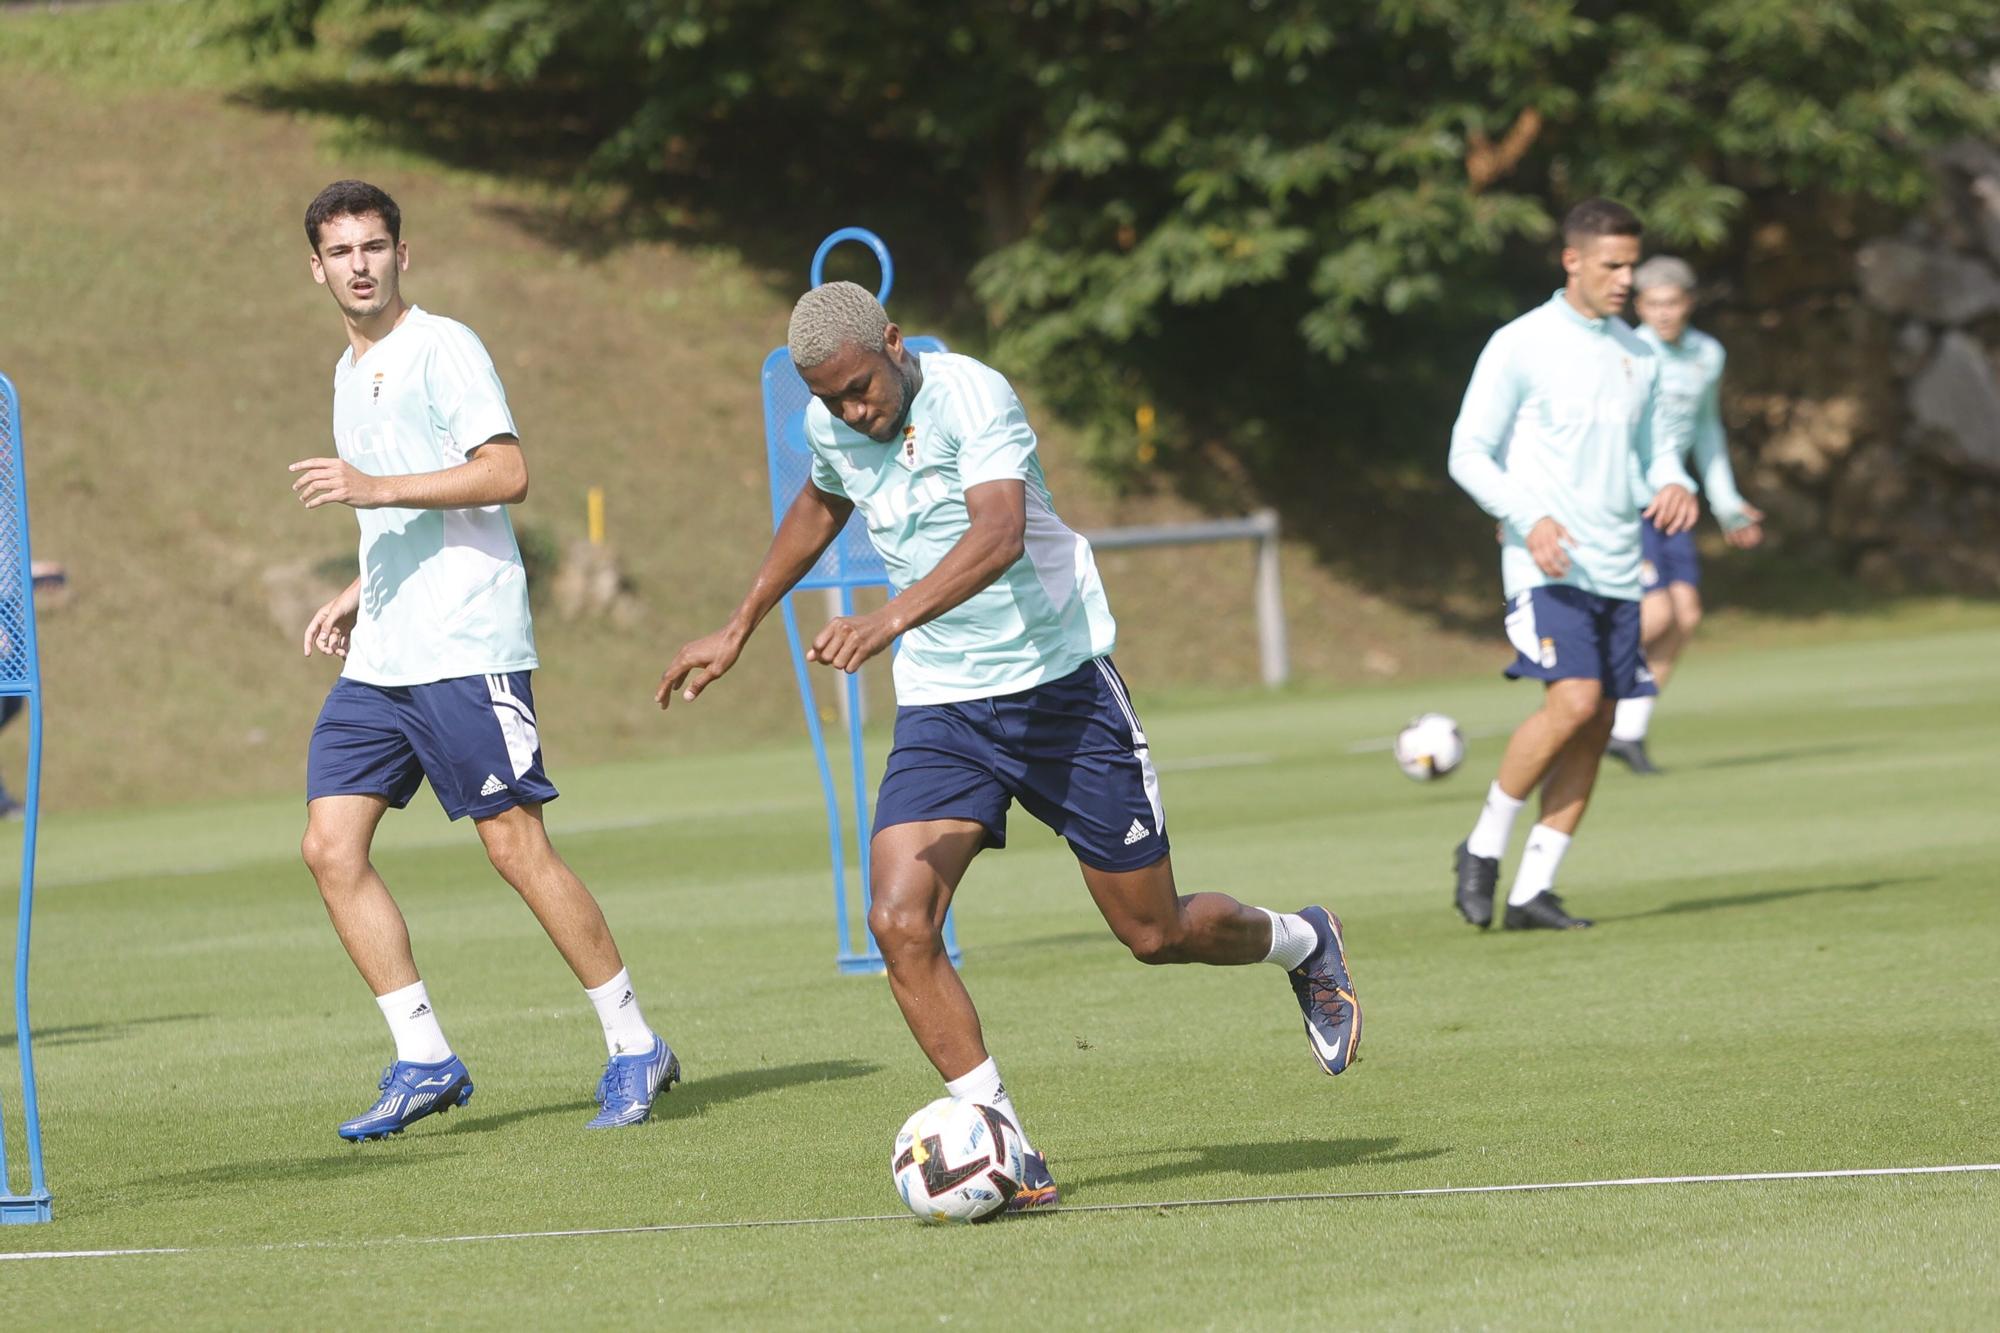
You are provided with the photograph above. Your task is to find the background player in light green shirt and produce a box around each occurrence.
[1607,257,1767,773]
[1446,199,1698,932]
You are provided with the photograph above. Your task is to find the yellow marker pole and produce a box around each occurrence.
[587,486,605,546]
[1135,403,1158,465]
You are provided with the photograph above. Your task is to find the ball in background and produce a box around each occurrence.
[1395,712,1465,781]
[891,1096,1026,1224]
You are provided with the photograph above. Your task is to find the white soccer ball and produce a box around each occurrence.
[1394,713,1465,782]
[891,1096,1026,1224]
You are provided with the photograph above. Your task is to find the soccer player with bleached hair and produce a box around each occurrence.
[1447,198,1699,931]
[657,281,1362,1210]
[291,180,679,1139]
[1604,256,1766,775]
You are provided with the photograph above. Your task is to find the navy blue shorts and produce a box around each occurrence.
[307,671,560,821]
[1640,516,1700,591]
[873,657,1168,873]
[1502,586,1657,700]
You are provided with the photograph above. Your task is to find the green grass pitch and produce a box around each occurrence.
[1,625,1995,1327]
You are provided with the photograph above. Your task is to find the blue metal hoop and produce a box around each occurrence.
[809,228,895,306]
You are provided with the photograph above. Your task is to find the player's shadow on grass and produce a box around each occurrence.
[0,1013,208,1051]
[671,1058,880,1117]
[1073,1137,1446,1190]
[971,930,1119,962]
[136,1147,468,1200]
[454,1058,882,1135]
[1683,743,1861,771]
[1612,877,1927,922]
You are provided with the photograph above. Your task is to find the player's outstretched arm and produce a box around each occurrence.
[1689,359,1765,547]
[1642,484,1699,537]
[656,481,853,709]
[1524,517,1575,578]
[808,479,1026,674]
[1447,334,1545,540]
[1634,371,1699,536]
[289,437,528,511]
[302,577,362,659]
[1723,503,1765,549]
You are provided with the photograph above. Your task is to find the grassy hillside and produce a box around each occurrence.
[0,0,1516,810]
[1,1,1992,811]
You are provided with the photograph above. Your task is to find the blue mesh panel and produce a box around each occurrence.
[0,378,30,689]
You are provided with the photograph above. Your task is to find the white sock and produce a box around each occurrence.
[1612,696,1655,743]
[1260,909,1318,970]
[1508,825,1573,905]
[585,968,656,1056]
[945,1056,1034,1156]
[1466,781,1526,860]
[376,979,452,1065]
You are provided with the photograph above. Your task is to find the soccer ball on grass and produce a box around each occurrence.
[891,1096,1025,1223]
[1394,713,1465,782]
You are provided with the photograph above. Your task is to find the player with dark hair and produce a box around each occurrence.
[292,180,679,1139]
[656,281,1361,1211]
[1606,256,1766,774]
[1446,198,1698,930]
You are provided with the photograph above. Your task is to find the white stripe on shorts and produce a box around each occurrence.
[485,675,539,779]
[1093,658,1165,837]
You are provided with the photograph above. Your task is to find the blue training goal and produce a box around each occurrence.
[758,230,962,974]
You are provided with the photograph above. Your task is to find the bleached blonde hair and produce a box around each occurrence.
[788,281,888,369]
[1634,256,1697,294]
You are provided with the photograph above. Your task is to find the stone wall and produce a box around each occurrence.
[1705,142,2000,594]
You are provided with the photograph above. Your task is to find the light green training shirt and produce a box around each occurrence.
[1635,323,1750,530]
[1448,290,1695,602]
[330,306,536,687]
[804,351,1117,704]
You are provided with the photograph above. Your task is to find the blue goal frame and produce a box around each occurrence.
[0,371,50,1225]
[760,229,961,974]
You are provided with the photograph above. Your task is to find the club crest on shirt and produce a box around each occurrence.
[1620,357,1633,382]
[371,371,385,403]
[901,424,918,466]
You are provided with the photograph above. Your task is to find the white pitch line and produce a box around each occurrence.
[2,1162,1992,1262]
[1065,1162,2000,1214]
[0,1247,188,1261]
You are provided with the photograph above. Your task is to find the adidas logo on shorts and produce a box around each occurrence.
[479,774,507,797]
[1124,819,1151,846]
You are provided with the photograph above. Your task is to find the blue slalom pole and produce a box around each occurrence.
[0,370,49,1224]
[838,584,876,957]
[781,595,872,970]
[8,690,47,1222]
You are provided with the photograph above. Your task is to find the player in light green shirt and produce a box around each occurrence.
[291,181,676,1139]
[1606,256,1767,773]
[801,345,1118,703]
[1446,199,1699,933]
[660,282,1363,1211]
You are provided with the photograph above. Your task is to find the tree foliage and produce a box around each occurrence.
[241,0,2000,476]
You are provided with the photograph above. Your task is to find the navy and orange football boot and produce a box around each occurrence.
[1288,905,1361,1075]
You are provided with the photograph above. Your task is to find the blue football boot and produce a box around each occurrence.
[1288,906,1362,1075]
[337,1055,473,1141]
[1005,1150,1061,1213]
[585,1034,681,1129]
